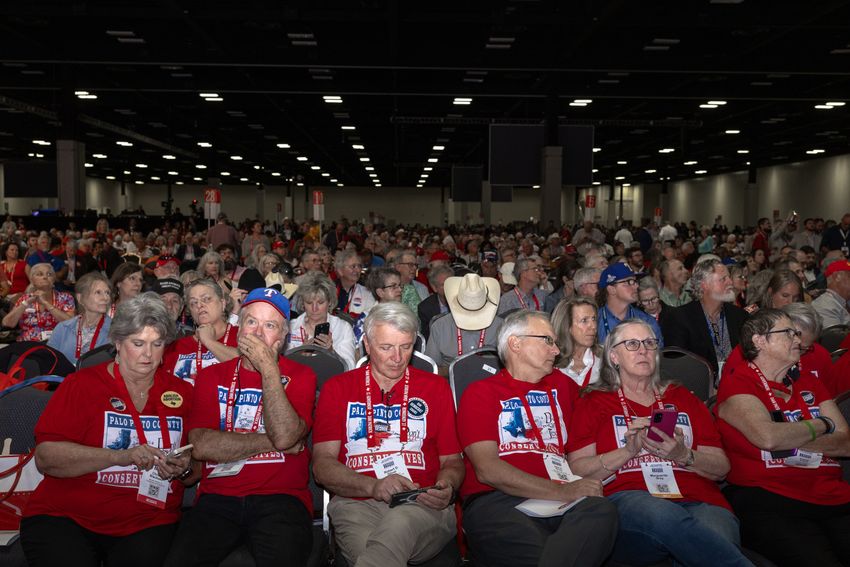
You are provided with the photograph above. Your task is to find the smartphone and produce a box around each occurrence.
[168,444,193,459]
[315,322,330,337]
[646,409,678,442]
[389,486,437,508]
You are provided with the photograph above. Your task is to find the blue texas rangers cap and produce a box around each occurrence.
[242,287,291,320]
[599,262,643,289]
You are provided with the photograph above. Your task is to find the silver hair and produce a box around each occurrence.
[293,271,337,312]
[334,248,360,270]
[109,292,176,346]
[638,276,660,294]
[427,264,454,287]
[363,301,419,342]
[512,257,537,282]
[593,319,662,392]
[496,309,552,362]
[184,278,233,318]
[572,267,600,291]
[689,258,724,300]
[782,301,822,339]
[198,250,226,277]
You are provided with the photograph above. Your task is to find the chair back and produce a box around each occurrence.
[660,347,714,401]
[820,324,850,354]
[0,376,64,453]
[448,348,503,410]
[285,345,347,390]
[76,343,117,371]
[415,332,426,353]
[831,348,848,363]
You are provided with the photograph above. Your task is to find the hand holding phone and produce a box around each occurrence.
[647,409,678,442]
[389,486,437,508]
[315,322,331,337]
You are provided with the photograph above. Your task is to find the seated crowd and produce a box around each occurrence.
[3,209,850,567]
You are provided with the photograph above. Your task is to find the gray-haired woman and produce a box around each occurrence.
[21,293,195,567]
[47,271,113,365]
[197,250,231,294]
[287,271,356,370]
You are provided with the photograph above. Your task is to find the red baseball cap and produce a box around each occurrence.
[430,250,450,262]
[826,260,850,278]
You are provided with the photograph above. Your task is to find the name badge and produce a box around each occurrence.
[373,454,412,481]
[783,450,822,469]
[543,454,581,483]
[137,468,169,509]
[640,461,683,499]
[40,330,53,341]
[208,460,247,478]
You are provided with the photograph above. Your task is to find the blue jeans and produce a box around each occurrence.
[609,490,752,567]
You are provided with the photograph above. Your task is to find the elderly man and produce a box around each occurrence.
[152,255,181,280]
[334,249,375,318]
[571,220,605,256]
[418,264,454,340]
[313,303,463,567]
[165,288,317,566]
[151,277,191,336]
[812,260,850,327]
[573,267,601,299]
[658,258,692,307]
[457,310,617,566]
[597,263,662,344]
[660,258,748,377]
[295,250,322,284]
[389,249,429,313]
[497,257,548,315]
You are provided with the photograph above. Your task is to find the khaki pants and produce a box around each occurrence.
[328,496,456,567]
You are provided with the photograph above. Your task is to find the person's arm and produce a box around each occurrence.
[189,427,276,463]
[196,324,239,363]
[464,440,602,502]
[718,394,850,456]
[415,454,465,510]
[35,440,167,478]
[312,440,417,502]
[568,418,646,480]
[2,295,30,328]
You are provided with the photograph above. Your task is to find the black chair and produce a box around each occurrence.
[448,348,503,410]
[414,332,427,353]
[286,345,348,390]
[76,342,117,371]
[831,348,848,363]
[659,347,714,402]
[835,389,850,484]
[819,324,850,353]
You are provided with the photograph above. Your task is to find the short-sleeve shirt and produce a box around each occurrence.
[715,363,850,505]
[457,369,579,499]
[597,304,664,347]
[162,324,238,384]
[568,385,730,510]
[424,314,502,368]
[188,356,317,512]
[313,365,460,491]
[497,288,548,315]
[24,364,193,536]
[13,290,75,342]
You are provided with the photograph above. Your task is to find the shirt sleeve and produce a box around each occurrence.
[457,381,499,449]
[432,379,461,457]
[313,377,345,444]
[566,393,605,453]
[35,372,92,444]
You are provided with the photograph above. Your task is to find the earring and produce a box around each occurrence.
[614,363,620,371]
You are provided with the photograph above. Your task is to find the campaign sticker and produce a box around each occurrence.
[281,375,291,387]
[160,391,183,408]
[801,391,815,405]
[408,398,428,418]
[110,397,127,411]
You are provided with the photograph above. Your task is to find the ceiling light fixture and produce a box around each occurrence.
[659,148,675,153]
[276,143,291,149]
[453,97,473,105]
[163,154,176,160]
[341,125,356,130]
[695,170,708,174]
[197,142,212,148]
[230,156,243,161]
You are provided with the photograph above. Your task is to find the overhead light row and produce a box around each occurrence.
[75,90,98,100]
[199,92,223,102]
[569,98,593,107]
[814,101,845,110]
[699,100,727,109]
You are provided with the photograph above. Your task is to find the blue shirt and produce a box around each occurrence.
[597,304,664,347]
[47,315,112,365]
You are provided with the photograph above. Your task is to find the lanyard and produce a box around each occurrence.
[112,364,172,449]
[617,388,665,427]
[34,290,56,327]
[339,283,355,314]
[704,309,726,349]
[580,353,596,388]
[224,358,264,432]
[364,364,410,448]
[748,362,813,419]
[75,315,105,359]
[456,327,486,356]
[513,384,565,454]
[196,323,232,372]
[514,288,540,311]
[602,305,635,335]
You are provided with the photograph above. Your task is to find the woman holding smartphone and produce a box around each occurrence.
[567,319,750,566]
[286,271,356,370]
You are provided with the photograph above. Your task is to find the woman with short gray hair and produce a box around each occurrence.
[287,271,356,370]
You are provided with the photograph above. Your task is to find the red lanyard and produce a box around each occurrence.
[617,388,665,426]
[75,315,105,359]
[339,283,355,314]
[364,364,410,448]
[456,327,486,356]
[749,362,813,419]
[580,353,596,388]
[34,290,56,327]
[514,288,540,311]
[112,364,172,450]
[224,359,264,432]
[513,384,565,453]
[196,323,232,373]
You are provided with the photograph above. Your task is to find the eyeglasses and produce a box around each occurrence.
[766,328,802,340]
[516,334,558,347]
[639,296,659,305]
[525,266,545,273]
[616,278,638,287]
[612,338,660,351]
[396,262,417,268]
[344,263,362,270]
[381,282,402,290]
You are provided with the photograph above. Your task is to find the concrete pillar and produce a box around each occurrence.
[56,139,86,214]
[540,146,563,229]
[481,181,492,226]
[256,185,267,220]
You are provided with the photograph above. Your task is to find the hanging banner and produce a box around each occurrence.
[584,194,596,222]
[654,207,663,225]
[312,190,325,221]
[203,188,221,220]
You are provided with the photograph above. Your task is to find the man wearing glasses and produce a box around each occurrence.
[334,249,375,318]
[597,263,663,345]
[497,257,549,315]
[457,310,618,566]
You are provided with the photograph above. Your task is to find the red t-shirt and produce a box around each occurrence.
[313,366,460,491]
[162,324,238,384]
[457,369,579,499]
[715,363,850,505]
[824,350,850,397]
[568,385,730,510]
[188,356,316,513]
[25,363,193,536]
[723,344,833,393]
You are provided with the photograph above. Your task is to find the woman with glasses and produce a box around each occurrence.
[551,297,603,388]
[353,267,403,341]
[568,319,749,566]
[729,263,748,309]
[162,278,238,383]
[2,263,75,342]
[637,277,664,322]
[715,308,850,566]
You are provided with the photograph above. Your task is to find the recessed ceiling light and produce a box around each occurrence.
[163,154,176,160]
[593,147,601,152]
[341,125,356,130]
[424,167,433,171]
[432,145,445,151]
[352,144,365,150]
[322,95,343,104]
[230,155,243,161]
[365,166,375,171]
[592,168,599,173]
[592,181,601,185]
[622,183,631,187]
[815,105,834,110]
[617,160,628,165]
[195,164,207,169]
[167,171,178,175]
[276,143,291,149]
[707,100,727,105]
[645,169,657,173]
[615,176,625,180]
[321,173,330,177]
[427,158,439,163]
[659,148,675,153]
[135,163,147,168]
[737,149,749,154]
[220,171,230,176]
[806,149,826,154]
[134,180,144,185]
[193,177,202,181]
[684,160,698,165]
[32,139,51,146]
[826,101,846,107]
[199,93,218,98]
[453,97,473,105]
[699,104,718,109]
[197,142,212,148]
[310,166,321,170]
[240,177,249,182]
[84,162,93,168]
[375,183,382,187]
[271,172,281,177]
[330,178,337,183]
[359,157,370,162]
[416,184,423,188]
[725,130,741,134]
[695,170,708,174]
[150,176,160,181]
[175,181,184,185]
[106,175,116,180]
[369,173,377,178]
[116,141,133,147]
[123,170,131,174]
[92,153,107,159]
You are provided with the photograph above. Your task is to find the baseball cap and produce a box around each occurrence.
[242,287,291,320]
[151,277,183,297]
[599,262,643,289]
[156,255,180,268]
[826,260,850,278]
[430,250,451,263]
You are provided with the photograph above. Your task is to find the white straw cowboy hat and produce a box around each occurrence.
[444,274,501,331]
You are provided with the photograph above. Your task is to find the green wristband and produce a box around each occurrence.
[803,419,817,442]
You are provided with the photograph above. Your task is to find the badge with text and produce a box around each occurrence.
[137,468,169,509]
[783,450,822,469]
[373,453,412,481]
[160,391,183,408]
[543,454,581,483]
[640,461,683,499]
[208,459,247,478]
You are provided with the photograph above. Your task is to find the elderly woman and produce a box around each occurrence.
[637,276,664,321]
[197,250,232,293]
[258,253,281,278]
[109,262,144,317]
[2,262,74,341]
[716,309,850,566]
[287,271,356,370]
[47,272,112,365]
[162,278,238,383]
[568,319,750,566]
[246,243,268,271]
[0,241,29,301]
[20,293,194,567]
[551,297,603,388]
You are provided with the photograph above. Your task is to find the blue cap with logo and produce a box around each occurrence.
[241,287,291,320]
[599,262,643,289]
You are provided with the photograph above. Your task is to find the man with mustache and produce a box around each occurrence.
[660,258,748,378]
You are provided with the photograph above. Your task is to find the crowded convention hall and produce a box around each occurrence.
[4,2,850,567]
